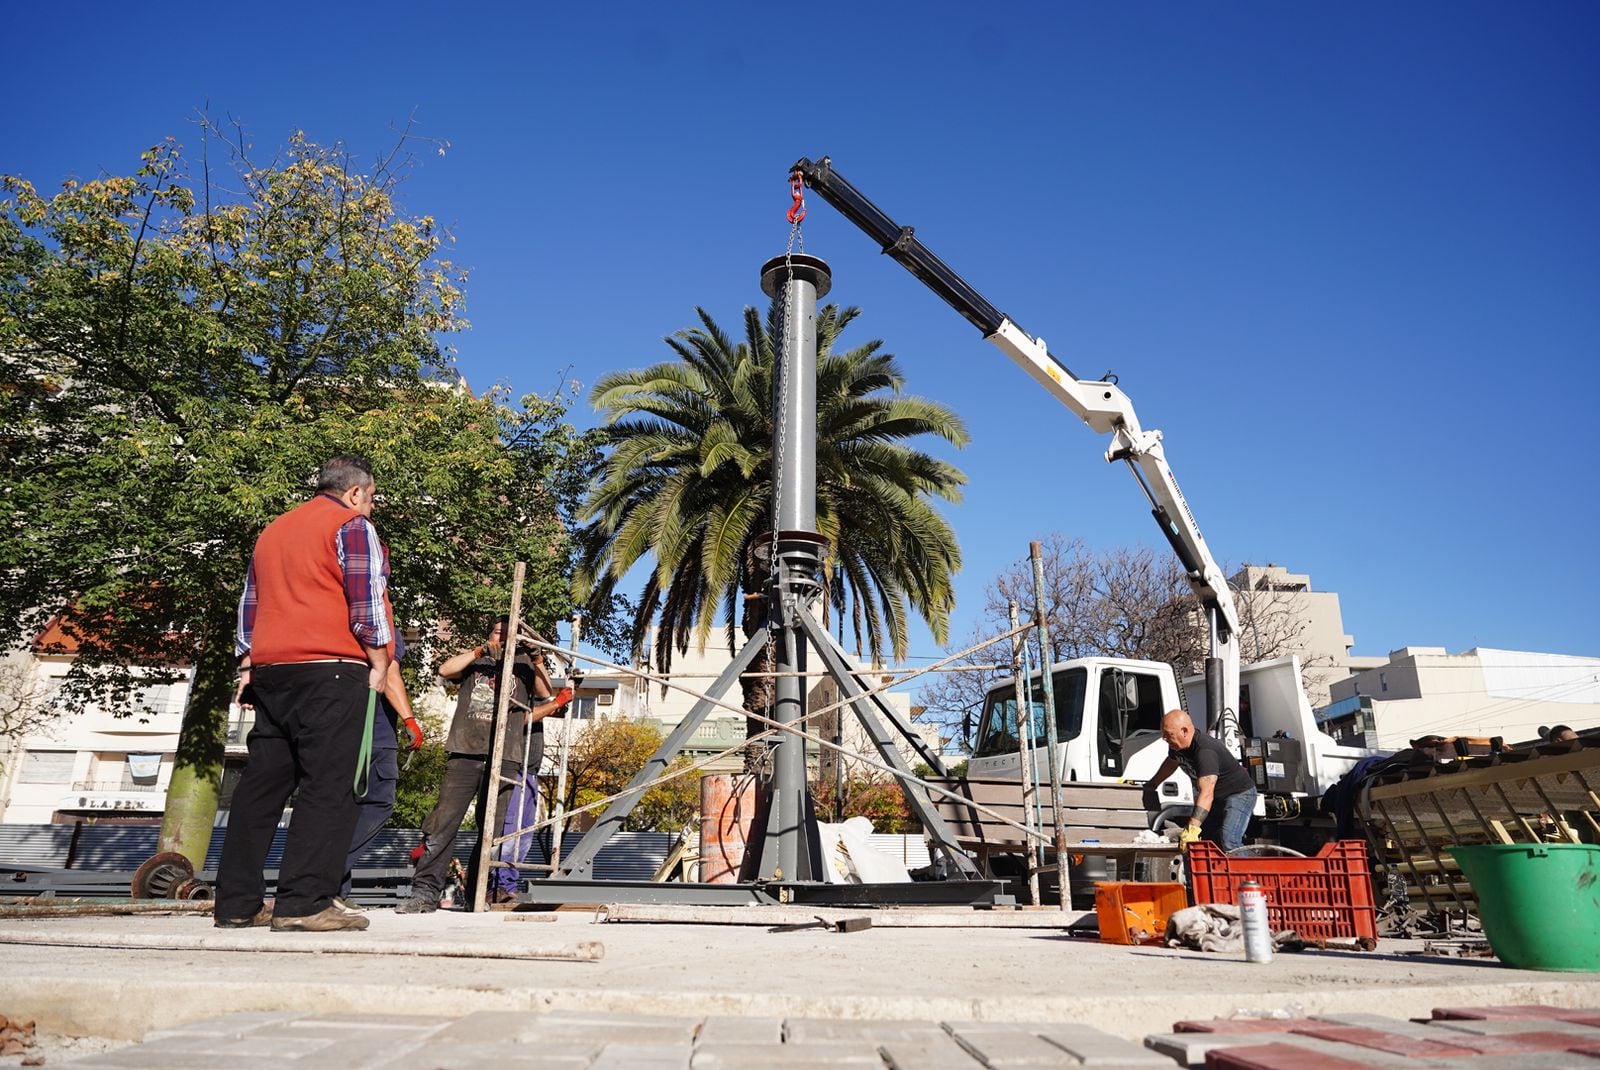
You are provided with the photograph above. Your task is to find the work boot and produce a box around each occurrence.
[270,905,370,932]
[214,904,273,928]
[333,896,365,913]
[394,895,439,914]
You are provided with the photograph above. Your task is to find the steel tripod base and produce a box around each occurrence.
[520,878,1006,908]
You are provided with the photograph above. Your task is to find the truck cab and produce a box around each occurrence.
[967,657,1194,817]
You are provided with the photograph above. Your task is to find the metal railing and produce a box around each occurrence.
[70,780,162,793]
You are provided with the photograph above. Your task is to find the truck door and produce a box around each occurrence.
[1094,667,1167,779]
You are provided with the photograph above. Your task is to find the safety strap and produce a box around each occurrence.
[353,688,377,796]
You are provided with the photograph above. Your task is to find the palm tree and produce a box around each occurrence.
[575,301,967,744]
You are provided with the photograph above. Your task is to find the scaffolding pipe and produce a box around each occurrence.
[1030,541,1072,910]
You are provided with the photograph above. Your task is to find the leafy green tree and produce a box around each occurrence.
[558,717,699,833]
[0,127,591,866]
[575,304,967,753]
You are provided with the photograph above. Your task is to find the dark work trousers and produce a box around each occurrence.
[341,702,399,897]
[411,755,519,902]
[216,662,368,921]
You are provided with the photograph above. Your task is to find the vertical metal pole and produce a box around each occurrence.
[1029,542,1071,910]
[548,611,582,869]
[759,252,831,883]
[472,561,524,913]
[1008,600,1041,906]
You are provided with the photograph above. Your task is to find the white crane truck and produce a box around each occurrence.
[791,157,1374,851]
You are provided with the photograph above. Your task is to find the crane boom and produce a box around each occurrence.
[791,155,1242,733]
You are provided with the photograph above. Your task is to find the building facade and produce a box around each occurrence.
[0,638,189,826]
[1322,646,1600,750]
[1229,563,1385,708]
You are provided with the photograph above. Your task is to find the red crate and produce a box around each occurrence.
[1186,840,1378,942]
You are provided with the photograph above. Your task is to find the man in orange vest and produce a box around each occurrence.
[216,455,393,932]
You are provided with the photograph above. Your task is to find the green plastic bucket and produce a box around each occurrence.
[1448,844,1600,972]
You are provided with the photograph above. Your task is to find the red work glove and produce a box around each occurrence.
[551,687,574,708]
[400,716,424,751]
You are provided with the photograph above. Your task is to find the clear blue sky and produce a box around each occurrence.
[6,2,1597,668]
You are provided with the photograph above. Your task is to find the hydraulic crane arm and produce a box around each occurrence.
[791,155,1242,732]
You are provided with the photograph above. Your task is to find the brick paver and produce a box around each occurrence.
[54,1005,1600,1068]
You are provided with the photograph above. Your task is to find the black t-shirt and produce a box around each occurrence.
[1170,732,1254,799]
[443,653,543,769]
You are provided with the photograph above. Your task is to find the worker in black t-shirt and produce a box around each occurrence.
[1143,709,1258,852]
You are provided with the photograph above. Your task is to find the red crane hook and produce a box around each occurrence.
[786,170,806,225]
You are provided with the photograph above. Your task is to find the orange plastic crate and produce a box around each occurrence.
[1095,881,1189,945]
[1186,840,1378,942]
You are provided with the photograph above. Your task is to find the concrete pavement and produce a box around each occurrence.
[2,907,1599,1061]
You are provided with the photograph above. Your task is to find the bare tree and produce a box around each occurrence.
[918,536,1326,747]
[0,655,61,773]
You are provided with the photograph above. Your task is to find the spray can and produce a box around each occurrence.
[1239,879,1273,964]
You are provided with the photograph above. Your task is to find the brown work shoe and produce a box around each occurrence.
[270,905,371,932]
[214,904,273,928]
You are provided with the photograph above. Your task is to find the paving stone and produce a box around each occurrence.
[1170,1019,1313,1035]
[1036,1024,1172,1066]
[1430,1019,1600,1037]
[1431,1005,1579,1021]
[1199,1041,1376,1070]
[428,1011,546,1043]
[693,1040,886,1066]
[1416,1029,1600,1055]
[879,1035,983,1070]
[293,1012,458,1030]
[64,1052,290,1069]
[206,1034,340,1058]
[143,1010,306,1040]
[107,1033,232,1053]
[400,1041,605,1062]
[786,1018,948,1043]
[540,1009,702,1032]
[374,1042,595,1068]
[1284,1024,1481,1058]
[377,1052,591,1070]
[1143,1032,1419,1070]
[948,1030,1079,1066]
[589,1041,693,1069]
[1308,1012,1438,1031]
[694,1016,783,1045]
[1462,1055,1600,1070]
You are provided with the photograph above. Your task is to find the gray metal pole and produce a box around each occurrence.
[757,252,831,883]
[1008,600,1041,907]
[761,253,829,534]
[1029,542,1072,910]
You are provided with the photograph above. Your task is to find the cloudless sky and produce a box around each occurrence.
[6,2,1597,681]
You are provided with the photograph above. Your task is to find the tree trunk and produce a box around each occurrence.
[157,627,234,869]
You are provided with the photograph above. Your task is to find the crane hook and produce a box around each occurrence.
[786,171,806,224]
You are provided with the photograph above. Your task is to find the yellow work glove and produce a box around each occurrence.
[1178,825,1202,846]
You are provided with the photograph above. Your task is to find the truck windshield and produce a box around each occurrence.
[972,668,1087,758]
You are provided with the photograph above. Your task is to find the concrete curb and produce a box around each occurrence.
[6,974,1600,1043]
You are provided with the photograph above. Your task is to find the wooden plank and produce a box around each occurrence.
[599,902,1097,928]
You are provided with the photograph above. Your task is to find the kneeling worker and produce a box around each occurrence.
[1143,709,1257,852]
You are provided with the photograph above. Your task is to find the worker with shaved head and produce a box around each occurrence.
[1143,709,1258,852]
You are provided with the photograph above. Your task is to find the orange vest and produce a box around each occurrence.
[249,495,368,665]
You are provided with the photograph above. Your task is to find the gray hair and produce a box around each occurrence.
[314,455,375,494]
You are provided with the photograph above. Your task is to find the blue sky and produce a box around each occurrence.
[6,2,1597,670]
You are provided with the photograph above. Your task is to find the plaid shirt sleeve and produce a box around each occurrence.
[335,517,393,649]
[235,557,258,657]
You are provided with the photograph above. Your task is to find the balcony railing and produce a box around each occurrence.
[71,780,162,793]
